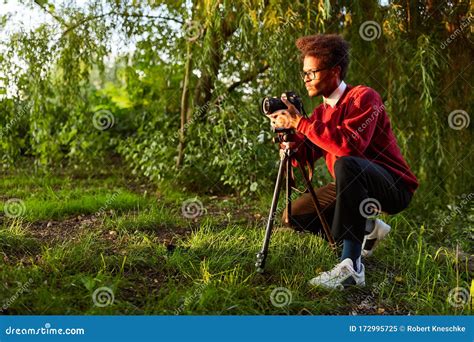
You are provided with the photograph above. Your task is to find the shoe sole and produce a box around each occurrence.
[309,273,366,289]
[362,221,391,257]
[311,280,366,290]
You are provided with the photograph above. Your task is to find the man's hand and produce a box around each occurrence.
[279,141,293,159]
[267,93,303,130]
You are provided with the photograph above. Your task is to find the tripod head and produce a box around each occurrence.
[272,127,296,144]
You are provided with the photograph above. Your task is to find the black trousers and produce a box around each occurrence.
[282,156,413,244]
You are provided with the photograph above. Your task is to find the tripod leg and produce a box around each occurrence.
[285,150,292,225]
[255,152,287,273]
[296,161,336,248]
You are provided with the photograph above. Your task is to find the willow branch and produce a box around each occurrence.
[226,63,270,93]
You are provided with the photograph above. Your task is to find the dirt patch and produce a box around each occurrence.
[26,214,102,244]
[116,270,179,314]
[101,222,194,255]
[344,261,411,315]
[205,196,263,224]
[156,227,193,250]
[346,289,410,315]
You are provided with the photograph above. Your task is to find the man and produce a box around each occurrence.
[268,34,418,289]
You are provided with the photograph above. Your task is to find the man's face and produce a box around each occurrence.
[302,55,341,98]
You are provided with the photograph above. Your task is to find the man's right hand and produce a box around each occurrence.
[279,142,288,159]
[278,133,308,164]
[279,141,298,159]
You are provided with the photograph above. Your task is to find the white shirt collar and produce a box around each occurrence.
[323,80,347,108]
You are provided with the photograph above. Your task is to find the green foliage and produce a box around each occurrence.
[0,0,472,202]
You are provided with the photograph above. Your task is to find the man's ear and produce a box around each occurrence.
[332,65,342,80]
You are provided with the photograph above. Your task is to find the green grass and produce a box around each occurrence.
[0,170,472,315]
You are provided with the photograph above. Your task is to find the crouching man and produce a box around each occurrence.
[268,34,418,289]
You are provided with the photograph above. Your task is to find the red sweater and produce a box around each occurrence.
[293,84,419,193]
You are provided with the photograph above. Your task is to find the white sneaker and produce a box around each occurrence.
[362,218,391,257]
[308,258,365,290]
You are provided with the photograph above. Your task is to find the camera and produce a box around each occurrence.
[261,91,304,115]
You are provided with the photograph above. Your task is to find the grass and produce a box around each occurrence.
[0,168,472,315]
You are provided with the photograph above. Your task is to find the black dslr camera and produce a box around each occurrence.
[261,91,305,138]
[261,91,304,116]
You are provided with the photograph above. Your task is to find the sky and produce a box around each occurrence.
[0,0,140,54]
[0,0,147,98]
[0,1,50,40]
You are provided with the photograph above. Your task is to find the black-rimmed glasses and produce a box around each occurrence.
[300,67,330,81]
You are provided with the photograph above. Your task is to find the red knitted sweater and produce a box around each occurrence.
[293,84,419,193]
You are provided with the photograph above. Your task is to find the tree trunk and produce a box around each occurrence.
[192,9,239,121]
[176,41,192,168]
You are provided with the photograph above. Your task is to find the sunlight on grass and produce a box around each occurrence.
[0,172,471,315]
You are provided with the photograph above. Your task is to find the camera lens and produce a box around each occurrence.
[261,92,302,116]
[262,98,270,115]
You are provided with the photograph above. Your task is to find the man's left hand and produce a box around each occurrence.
[267,93,303,129]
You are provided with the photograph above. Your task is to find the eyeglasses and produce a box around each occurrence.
[300,67,330,81]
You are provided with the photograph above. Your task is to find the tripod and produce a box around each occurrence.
[255,129,335,273]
